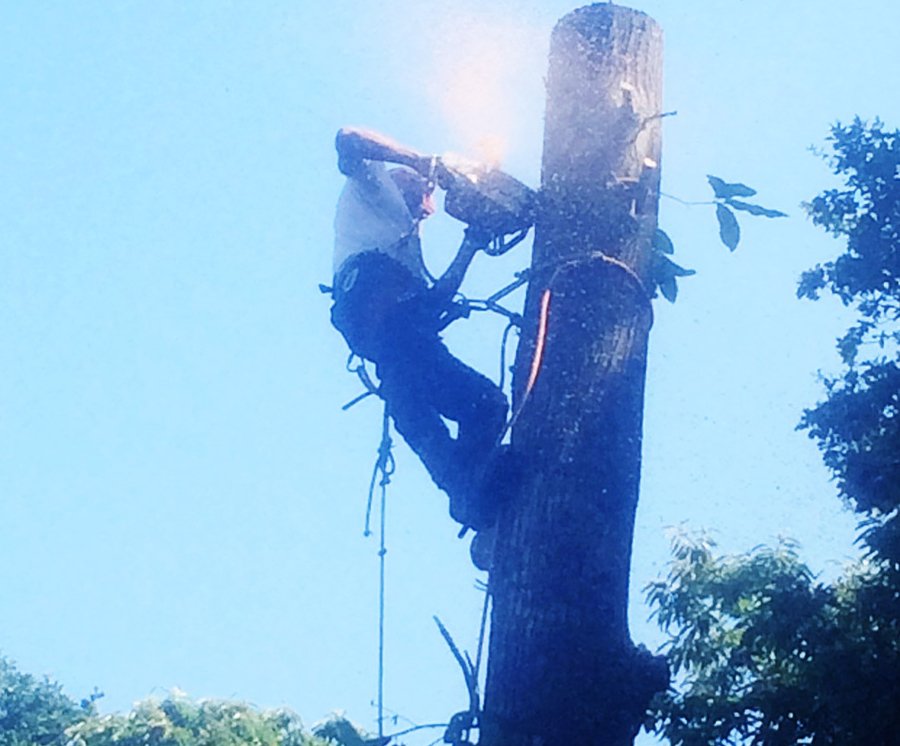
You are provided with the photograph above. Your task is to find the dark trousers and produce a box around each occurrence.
[332,252,508,527]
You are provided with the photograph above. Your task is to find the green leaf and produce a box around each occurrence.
[659,255,696,277]
[707,175,757,199]
[726,198,788,218]
[651,254,695,303]
[659,275,678,303]
[716,203,740,250]
[654,253,696,277]
[653,228,675,254]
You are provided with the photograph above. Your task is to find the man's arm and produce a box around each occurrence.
[335,127,434,178]
[429,228,491,308]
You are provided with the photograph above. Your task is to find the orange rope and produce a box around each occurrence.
[500,250,651,440]
[525,289,552,395]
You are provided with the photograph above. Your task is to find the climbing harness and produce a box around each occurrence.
[453,270,529,328]
[484,228,531,256]
[343,354,379,411]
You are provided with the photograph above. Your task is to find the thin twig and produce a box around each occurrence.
[386,722,448,739]
[661,191,717,207]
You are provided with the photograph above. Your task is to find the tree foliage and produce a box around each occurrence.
[646,119,900,744]
[0,654,369,746]
[646,533,900,745]
[66,694,328,746]
[0,656,89,746]
[798,118,900,564]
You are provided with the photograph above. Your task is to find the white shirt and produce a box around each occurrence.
[333,160,426,279]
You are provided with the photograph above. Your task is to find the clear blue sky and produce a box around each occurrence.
[2,1,898,743]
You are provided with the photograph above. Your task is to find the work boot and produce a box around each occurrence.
[447,452,497,531]
[470,523,497,572]
[466,446,524,569]
[468,445,522,524]
[448,445,523,533]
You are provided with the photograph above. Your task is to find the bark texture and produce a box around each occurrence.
[481,6,668,745]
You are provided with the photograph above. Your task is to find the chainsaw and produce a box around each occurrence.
[435,153,537,255]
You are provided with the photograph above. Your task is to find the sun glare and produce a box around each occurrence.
[425,12,545,169]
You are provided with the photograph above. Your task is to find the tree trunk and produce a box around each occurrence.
[481,6,668,745]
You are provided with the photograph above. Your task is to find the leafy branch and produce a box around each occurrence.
[707,175,787,251]
[651,228,695,303]
[651,175,787,303]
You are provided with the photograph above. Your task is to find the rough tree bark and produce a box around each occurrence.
[481,6,669,745]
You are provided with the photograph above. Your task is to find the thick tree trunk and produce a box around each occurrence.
[481,6,668,745]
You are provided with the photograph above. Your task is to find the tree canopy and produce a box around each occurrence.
[646,119,900,745]
[0,656,89,746]
[798,118,900,563]
[0,653,388,746]
[66,696,326,746]
[646,533,899,745]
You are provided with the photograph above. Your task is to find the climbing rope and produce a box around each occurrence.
[501,248,655,437]
[360,404,394,740]
[343,354,379,411]
[497,320,517,393]
[531,249,654,322]
[352,382,494,745]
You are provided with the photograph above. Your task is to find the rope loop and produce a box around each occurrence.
[364,405,393,535]
[532,249,654,320]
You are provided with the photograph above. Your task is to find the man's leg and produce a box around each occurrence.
[423,344,508,456]
[376,353,471,521]
[403,336,510,528]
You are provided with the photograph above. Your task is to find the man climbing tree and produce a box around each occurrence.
[329,127,510,534]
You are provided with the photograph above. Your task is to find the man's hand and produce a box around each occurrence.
[336,127,435,177]
[461,225,494,253]
[429,227,494,310]
[413,154,438,181]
